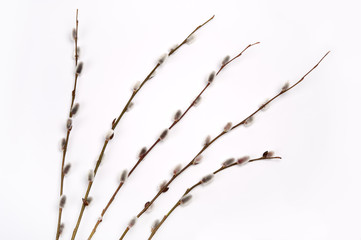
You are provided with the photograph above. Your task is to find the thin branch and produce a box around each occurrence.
[55,9,79,240]
[216,42,260,76]
[148,155,281,239]
[70,15,215,240]
[74,10,79,66]
[118,51,329,240]
[88,43,259,240]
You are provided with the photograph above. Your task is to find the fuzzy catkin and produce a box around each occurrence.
[208,72,216,83]
[159,129,168,141]
[120,170,128,183]
[76,62,83,75]
[63,163,71,176]
[139,147,147,158]
[201,174,214,184]
[222,158,235,167]
[180,195,192,205]
[173,110,182,121]
[71,103,80,116]
[223,122,232,132]
[59,195,66,208]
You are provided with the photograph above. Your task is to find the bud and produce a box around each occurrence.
[204,135,211,146]
[88,170,94,182]
[222,158,235,167]
[159,129,168,141]
[120,169,128,183]
[105,129,114,141]
[172,164,182,176]
[144,201,154,212]
[237,156,250,165]
[66,118,72,130]
[244,117,254,127]
[158,180,169,193]
[151,219,160,232]
[185,35,195,44]
[76,62,83,75]
[223,122,232,132]
[111,118,117,128]
[126,102,134,112]
[281,82,290,92]
[207,71,216,83]
[158,53,168,64]
[59,223,65,236]
[138,147,147,158]
[222,55,230,65]
[63,163,71,176]
[98,216,103,222]
[169,44,178,53]
[192,155,203,165]
[71,103,80,116]
[83,197,93,206]
[72,28,77,40]
[61,138,66,150]
[128,217,137,228]
[193,96,201,107]
[180,194,192,205]
[173,110,182,121]
[201,174,213,184]
[260,100,269,112]
[59,195,66,208]
[133,81,141,92]
[263,151,274,158]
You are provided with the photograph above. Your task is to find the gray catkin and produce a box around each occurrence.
[180,195,192,205]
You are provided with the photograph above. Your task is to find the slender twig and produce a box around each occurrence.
[215,42,259,76]
[55,9,79,240]
[118,50,329,240]
[148,155,281,239]
[70,15,215,240]
[87,43,259,240]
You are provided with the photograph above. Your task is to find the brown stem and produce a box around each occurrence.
[55,9,79,240]
[121,50,329,239]
[148,155,281,239]
[75,10,79,66]
[73,15,215,240]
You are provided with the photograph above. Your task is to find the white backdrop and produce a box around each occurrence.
[0,0,360,239]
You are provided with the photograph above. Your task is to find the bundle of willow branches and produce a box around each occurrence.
[55,9,329,240]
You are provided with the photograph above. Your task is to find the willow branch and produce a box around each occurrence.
[70,15,215,240]
[55,9,79,240]
[148,155,281,239]
[121,51,329,237]
[89,43,259,240]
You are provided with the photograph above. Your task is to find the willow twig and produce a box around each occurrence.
[86,43,259,240]
[55,9,79,240]
[148,154,281,239]
[118,51,329,240]
[70,15,215,240]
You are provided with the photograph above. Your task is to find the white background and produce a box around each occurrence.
[0,0,360,239]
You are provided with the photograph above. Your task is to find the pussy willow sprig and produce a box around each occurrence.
[117,51,329,240]
[70,15,215,240]
[56,9,82,240]
[148,152,282,239]
[86,43,259,240]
